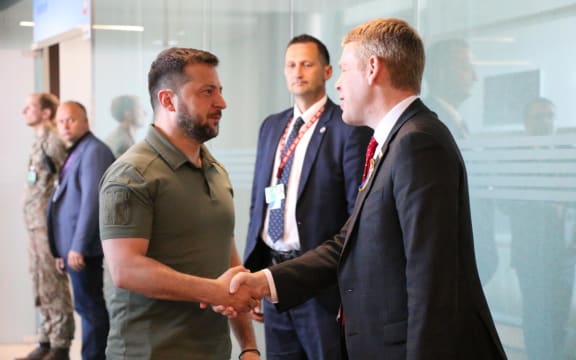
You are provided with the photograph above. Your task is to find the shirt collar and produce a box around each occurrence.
[145,124,218,171]
[372,95,419,156]
[67,131,91,153]
[293,95,327,123]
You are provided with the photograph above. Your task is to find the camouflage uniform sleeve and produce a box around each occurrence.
[45,128,67,171]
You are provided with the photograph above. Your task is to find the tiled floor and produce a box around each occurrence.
[0,344,39,360]
[0,311,263,360]
[0,315,81,360]
[0,319,525,360]
[0,342,81,360]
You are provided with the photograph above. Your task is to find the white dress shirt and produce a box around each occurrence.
[260,95,326,252]
[371,95,419,158]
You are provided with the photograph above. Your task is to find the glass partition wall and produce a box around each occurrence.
[89,1,576,358]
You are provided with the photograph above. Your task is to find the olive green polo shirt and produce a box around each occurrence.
[99,125,234,360]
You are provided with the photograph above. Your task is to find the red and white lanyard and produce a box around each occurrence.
[275,106,325,179]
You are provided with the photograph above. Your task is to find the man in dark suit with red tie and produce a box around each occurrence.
[231,18,507,359]
[243,34,372,359]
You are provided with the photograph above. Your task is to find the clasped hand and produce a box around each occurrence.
[201,267,269,318]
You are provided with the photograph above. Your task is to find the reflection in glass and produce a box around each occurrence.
[500,98,575,360]
[424,38,499,286]
[105,95,145,158]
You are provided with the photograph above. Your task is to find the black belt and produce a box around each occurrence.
[269,249,301,264]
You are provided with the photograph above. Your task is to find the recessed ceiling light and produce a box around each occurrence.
[92,25,144,32]
[19,21,144,32]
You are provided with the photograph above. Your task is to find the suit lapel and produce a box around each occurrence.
[66,144,83,176]
[62,135,88,182]
[297,101,334,198]
[53,139,84,203]
[340,153,384,252]
[262,113,291,184]
[340,99,427,252]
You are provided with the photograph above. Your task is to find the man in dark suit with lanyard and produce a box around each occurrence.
[231,19,507,359]
[243,34,372,359]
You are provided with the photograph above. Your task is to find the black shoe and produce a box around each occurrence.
[14,343,50,360]
[42,348,70,360]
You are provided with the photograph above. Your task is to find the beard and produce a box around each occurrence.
[176,102,219,143]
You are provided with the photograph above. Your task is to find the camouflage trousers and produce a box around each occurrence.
[27,227,75,348]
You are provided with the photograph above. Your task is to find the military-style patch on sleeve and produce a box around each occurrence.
[103,188,131,225]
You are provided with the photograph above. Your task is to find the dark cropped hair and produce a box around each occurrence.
[110,95,137,123]
[523,96,555,119]
[148,48,219,110]
[287,34,330,66]
[425,38,469,85]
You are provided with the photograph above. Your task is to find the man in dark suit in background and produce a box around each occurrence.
[502,97,575,360]
[230,18,507,359]
[48,101,115,360]
[243,34,371,359]
[424,39,498,285]
[105,95,144,158]
[424,38,477,139]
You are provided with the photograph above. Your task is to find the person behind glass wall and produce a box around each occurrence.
[424,38,498,285]
[105,95,144,158]
[48,101,115,360]
[226,18,507,360]
[501,97,575,360]
[17,93,75,360]
[99,47,260,360]
[424,38,477,139]
[243,34,372,360]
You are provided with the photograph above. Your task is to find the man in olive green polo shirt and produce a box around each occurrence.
[99,48,260,360]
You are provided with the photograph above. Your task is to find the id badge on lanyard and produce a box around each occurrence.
[265,184,285,209]
[27,166,38,185]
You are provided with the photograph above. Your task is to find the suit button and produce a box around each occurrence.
[345,288,353,293]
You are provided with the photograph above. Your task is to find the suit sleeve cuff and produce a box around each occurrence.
[263,269,279,303]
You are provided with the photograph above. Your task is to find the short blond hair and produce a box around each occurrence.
[343,18,424,93]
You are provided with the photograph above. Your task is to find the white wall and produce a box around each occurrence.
[0,34,94,345]
[59,34,93,121]
[0,49,37,343]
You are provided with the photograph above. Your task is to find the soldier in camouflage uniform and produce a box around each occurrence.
[17,93,75,360]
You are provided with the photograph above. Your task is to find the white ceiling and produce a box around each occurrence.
[1,0,373,49]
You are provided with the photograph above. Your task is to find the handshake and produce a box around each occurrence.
[201,266,271,317]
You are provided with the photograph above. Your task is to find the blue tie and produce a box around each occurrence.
[268,117,305,242]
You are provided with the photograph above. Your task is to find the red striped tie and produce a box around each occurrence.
[361,137,378,182]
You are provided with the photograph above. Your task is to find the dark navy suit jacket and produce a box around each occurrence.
[48,132,115,258]
[244,98,372,310]
[270,99,507,359]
